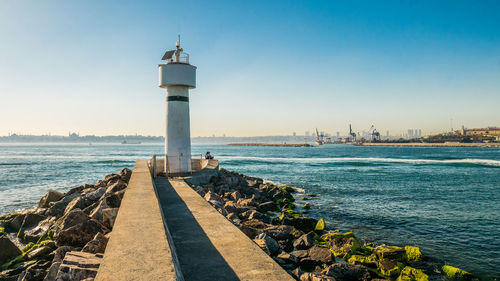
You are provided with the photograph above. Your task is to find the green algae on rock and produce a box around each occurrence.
[280,185,296,193]
[442,265,474,280]
[396,266,429,281]
[322,231,360,259]
[347,254,377,267]
[303,202,311,209]
[375,245,407,262]
[378,260,405,278]
[315,218,325,231]
[404,246,423,262]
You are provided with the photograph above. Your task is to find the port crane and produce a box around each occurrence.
[348,124,357,142]
[368,125,381,142]
[315,128,324,146]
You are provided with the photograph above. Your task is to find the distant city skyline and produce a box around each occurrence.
[1,1,499,137]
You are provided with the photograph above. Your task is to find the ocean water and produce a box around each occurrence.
[0,143,499,279]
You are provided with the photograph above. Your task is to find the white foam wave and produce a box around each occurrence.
[218,156,500,167]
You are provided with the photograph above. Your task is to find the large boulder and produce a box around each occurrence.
[7,213,26,232]
[0,236,21,264]
[27,242,56,260]
[54,251,102,281]
[224,201,239,214]
[225,212,241,225]
[16,260,51,281]
[204,191,224,208]
[44,262,61,281]
[102,174,121,185]
[322,232,361,258]
[240,219,272,238]
[89,199,110,222]
[83,186,106,202]
[308,246,333,264]
[322,263,372,281]
[20,213,46,230]
[105,180,127,195]
[441,265,474,280]
[102,208,119,229]
[82,232,108,254]
[347,254,377,268]
[24,217,56,243]
[277,251,298,264]
[282,217,317,233]
[375,246,406,262]
[397,266,429,281]
[293,233,315,250]
[55,210,105,247]
[253,233,279,255]
[290,249,309,260]
[258,201,279,212]
[300,272,335,281]
[46,193,79,218]
[404,246,423,262]
[39,190,64,208]
[239,210,271,223]
[118,168,132,183]
[378,259,404,278]
[229,191,241,201]
[264,225,295,241]
[237,197,257,207]
[56,219,104,247]
[52,246,78,263]
[103,192,123,209]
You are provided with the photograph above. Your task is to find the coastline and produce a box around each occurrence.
[193,169,476,281]
[0,167,481,281]
[359,142,500,147]
[229,143,313,147]
[0,169,132,280]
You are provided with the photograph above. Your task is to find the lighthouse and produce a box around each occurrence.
[159,38,196,175]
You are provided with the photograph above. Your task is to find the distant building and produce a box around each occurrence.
[336,132,340,138]
[293,132,296,137]
[386,131,390,137]
[408,129,414,139]
[305,131,310,137]
[464,127,500,136]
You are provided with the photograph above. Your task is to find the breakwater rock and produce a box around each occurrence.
[0,168,131,281]
[193,168,476,281]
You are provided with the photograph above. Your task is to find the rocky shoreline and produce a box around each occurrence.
[0,167,477,281]
[0,168,132,281]
[192,168,477,281]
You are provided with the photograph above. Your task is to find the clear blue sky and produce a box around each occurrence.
[1,0,499,137]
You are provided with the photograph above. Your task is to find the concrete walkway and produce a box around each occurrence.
[155,177,294,281]
[95,160,177,281]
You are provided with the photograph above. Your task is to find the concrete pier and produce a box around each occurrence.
[95,160,177,281]
[96,160,294,281]
[155,178,294,281]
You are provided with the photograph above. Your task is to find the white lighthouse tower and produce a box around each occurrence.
[159,38,196,175]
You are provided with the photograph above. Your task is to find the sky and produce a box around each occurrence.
[0,0,499,137]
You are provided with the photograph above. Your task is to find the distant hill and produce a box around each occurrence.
[0,134,317,144]
[0,134,163,143]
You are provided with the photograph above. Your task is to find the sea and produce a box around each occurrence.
[0,143,499,279]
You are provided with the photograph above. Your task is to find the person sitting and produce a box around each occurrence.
[205,151,214,160]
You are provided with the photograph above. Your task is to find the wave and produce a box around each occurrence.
[218,156,500,167]
[0,162,31,166]
[92,160,131,164]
